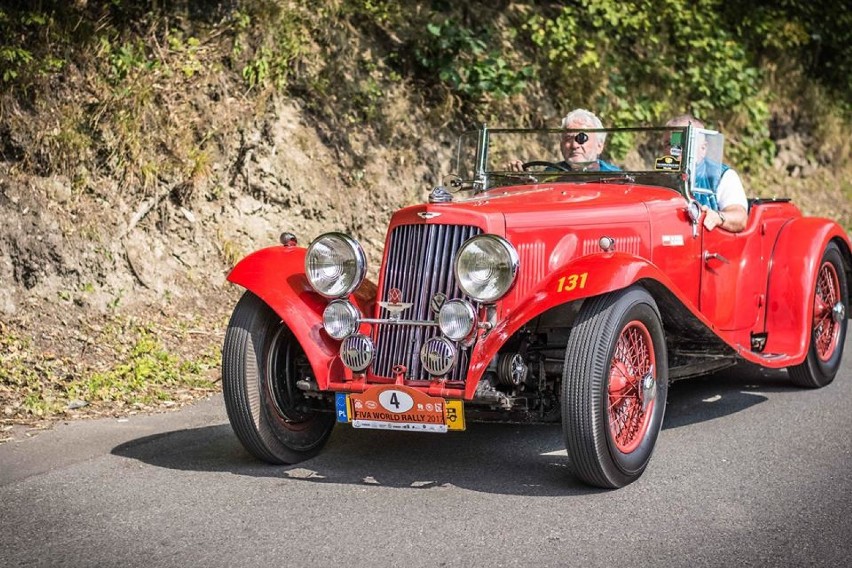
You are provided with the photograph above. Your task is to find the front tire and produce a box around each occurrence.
[222,291,335,464]
[788,242,848,388]
[562,287,669,488]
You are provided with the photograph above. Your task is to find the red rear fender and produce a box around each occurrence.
[764,219,852,358]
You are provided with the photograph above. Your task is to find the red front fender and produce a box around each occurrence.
[227,245,376,390]
[463,252,692,399]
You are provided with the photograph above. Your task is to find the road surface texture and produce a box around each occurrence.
[2,336,851,567]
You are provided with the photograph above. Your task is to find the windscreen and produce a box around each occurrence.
[452,127,695,194]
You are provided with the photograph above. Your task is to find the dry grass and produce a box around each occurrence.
[0,311,224,439]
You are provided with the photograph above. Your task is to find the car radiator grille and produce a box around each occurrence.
[372,223,482,382]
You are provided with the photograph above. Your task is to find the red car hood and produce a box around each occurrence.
[390,182,676,234]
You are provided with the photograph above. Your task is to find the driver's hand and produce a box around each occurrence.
[504,159,524,172]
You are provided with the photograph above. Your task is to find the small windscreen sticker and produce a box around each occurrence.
[655,155,681,171]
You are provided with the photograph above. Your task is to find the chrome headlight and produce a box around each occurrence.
[455,235,519,302]
[323,300,361,340]
[438,299,477,341]
[305,233,367,298]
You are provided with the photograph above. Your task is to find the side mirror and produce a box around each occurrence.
[687,200,702,238]
[687,200,701,224]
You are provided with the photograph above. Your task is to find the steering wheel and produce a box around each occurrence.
[522,160,572,172]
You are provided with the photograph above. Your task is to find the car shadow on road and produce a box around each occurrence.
[664,363,795,429]
[112,365,798,497]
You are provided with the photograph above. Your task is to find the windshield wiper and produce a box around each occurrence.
[489,171,541,183]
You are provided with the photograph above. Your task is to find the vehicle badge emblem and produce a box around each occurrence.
[430,293,447,314]
[417,212,442,219]
[379,287,413,320]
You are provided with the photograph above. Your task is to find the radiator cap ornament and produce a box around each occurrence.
[428,186,454,203]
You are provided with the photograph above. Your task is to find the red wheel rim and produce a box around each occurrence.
[813,261,841,362]
[608,321,655,454]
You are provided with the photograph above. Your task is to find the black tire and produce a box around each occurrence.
[222,291,335,464]
[788,243,848,388]
[562,287,669,488]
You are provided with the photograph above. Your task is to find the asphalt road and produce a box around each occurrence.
[2,336,851,568]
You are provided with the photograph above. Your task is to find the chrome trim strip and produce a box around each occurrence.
[361,318,438,327]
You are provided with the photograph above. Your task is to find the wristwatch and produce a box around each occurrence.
[718,211,727,226]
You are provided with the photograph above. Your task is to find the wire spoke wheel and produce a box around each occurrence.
[563,287,668,489]
[788,243,848,389]
[812,261,841,362]
[265,325,315,426]
[607,322,654,454]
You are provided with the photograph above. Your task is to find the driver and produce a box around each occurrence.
[506,108,620,172]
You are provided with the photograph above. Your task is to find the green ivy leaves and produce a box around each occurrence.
[416,20,533,101]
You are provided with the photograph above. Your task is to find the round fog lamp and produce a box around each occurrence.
[420,337,457,377]
[340,334,374,372]
[438,299,476,341]
[323,300,361,340]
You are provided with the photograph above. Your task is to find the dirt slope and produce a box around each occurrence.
[0,73,455,431]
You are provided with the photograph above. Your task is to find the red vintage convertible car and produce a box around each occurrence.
[222,125,850,488]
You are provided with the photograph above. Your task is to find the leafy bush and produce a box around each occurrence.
[0,321,218,420]
[0,7,66,88]
[723,0,852,106]
[1,0,849,181]
[415,19,532,102]
[69,328,217,405]
[233,5,311,91]
[522,0,773,168]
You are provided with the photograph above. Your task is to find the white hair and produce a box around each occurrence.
[666,114,705,128]
[561,108,606,143]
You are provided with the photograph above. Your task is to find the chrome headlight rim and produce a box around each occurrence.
[454,234,519,303]
[438,299,477,341]
[305,232,367,299]
[322,299,361,340]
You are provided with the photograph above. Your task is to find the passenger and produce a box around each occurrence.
[666,114,747,233]
[506,108,620,172]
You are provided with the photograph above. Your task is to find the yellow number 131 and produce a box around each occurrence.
[557,272,588,293]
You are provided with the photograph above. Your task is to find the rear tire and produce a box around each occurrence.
[788,243,848,388]
[562,287,668,488]
[222,291,335,463]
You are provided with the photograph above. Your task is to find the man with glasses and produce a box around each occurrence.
[506,108,620,172]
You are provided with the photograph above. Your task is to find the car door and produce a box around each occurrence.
[699,210,767,331]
